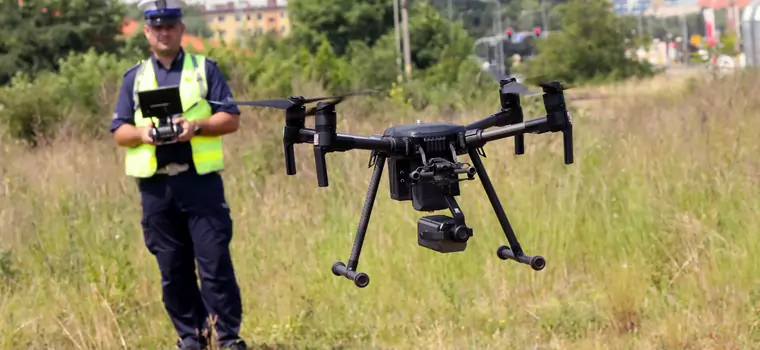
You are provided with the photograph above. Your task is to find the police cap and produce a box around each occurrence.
[138,0,186,26]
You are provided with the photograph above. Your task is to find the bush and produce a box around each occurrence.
[0,0,658,145]
[515,0,656,85]
[0,49,134,144]
[0,71,67,145]
[0,31,494,145]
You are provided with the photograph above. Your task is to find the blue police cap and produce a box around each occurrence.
[137,0,185,26]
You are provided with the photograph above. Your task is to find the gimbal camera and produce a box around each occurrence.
[213,78,574,288]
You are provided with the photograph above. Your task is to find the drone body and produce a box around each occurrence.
[383,122,473,253]
[213,78,574,288]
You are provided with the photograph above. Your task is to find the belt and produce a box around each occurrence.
[155,163,190,176]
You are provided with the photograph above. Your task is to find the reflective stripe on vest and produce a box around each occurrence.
[124,53,224,178]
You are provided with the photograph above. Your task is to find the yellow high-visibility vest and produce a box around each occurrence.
[124,53,224,178]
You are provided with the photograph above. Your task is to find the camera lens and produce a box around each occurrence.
[453,226,470,242]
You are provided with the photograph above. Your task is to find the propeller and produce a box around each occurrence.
[500,80,575,97]
[209,89,381,111]
[208,89,380,178]
[500,81,540,96]
[305,97,345,116]
[538,81,574,92]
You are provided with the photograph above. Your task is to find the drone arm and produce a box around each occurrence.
[334,134,398,152]
[466,112,573,165]
[298,128,403,153]
[465,116,546,147]
[294,127,401,188]
[465,110,512,131]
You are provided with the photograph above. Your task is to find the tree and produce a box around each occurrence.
[336,1,476,88]
[515,0,655,85]
[287,0,396,55]
[0,0,127,86]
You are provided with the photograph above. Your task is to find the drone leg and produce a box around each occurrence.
[468,148,546,271]
[331,152,386,288]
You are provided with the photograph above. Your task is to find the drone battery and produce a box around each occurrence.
[417,215,467,253]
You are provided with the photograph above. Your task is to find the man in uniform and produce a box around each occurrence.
[110,0,247,349]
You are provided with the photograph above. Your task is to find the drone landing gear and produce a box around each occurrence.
[468,147,546,271]
[331,151,386,288]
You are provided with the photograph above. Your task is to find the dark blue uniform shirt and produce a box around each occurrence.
[110,48,240,170]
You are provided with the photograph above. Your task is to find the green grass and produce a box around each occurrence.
[1,71,759,349]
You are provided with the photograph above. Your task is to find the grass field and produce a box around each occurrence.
[1,70,759,349]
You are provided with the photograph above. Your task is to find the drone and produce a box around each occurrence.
[211,77,574,289]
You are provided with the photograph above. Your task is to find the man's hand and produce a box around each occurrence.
[173,117,195,142]
[141,126,158,145]
[114,124,158,148]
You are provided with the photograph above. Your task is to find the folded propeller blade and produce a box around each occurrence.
[208,89,381,111]
[208,98,295,109]
[305,97,345,116]
[538,81,574,92]
[301,89,379,103]
[500,81,541,97]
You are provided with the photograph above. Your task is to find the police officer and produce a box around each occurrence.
[110,0,246,349]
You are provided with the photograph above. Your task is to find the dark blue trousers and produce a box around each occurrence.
[138,170,242,348]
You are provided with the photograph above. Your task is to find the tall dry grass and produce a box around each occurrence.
[1,70,759,349]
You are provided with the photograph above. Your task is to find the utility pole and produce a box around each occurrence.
[236,0,245,48]
[448,0,454,41]
[540,0,549,32]
[392,0,403,82]
[401,0,412,80]
[731,0,741,52]
[494,0,505,77]
[680,12,688,63]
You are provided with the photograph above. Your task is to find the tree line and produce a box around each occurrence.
[0,0,656,145]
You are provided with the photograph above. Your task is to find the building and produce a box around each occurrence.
[200,0,290,43]
[612,0,649,14]
[611,0,692,14]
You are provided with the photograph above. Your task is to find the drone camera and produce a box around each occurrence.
[417,215,472,253]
